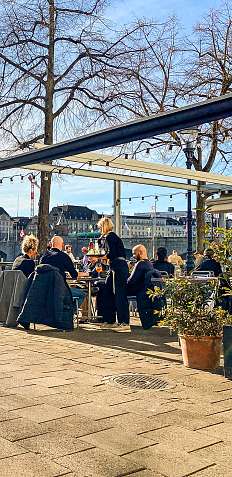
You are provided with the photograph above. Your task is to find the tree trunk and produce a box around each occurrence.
[37,0,55,254]
[196,191,206,253]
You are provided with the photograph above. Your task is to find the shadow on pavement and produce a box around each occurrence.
[27,323,183,365]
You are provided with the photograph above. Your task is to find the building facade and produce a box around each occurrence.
[121,212,197,239]
[0,208,14,241]
[48,205,100,237]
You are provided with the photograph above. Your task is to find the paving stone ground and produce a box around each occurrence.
[0,321,231,476]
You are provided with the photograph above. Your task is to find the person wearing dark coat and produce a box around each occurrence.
[40,235,86,305]
[17,264,73,331]
[195,248,222,277]
[127,244,164,329]
[40,236,78,281]
[152,247,175,277]
[12,234,38,278]
[97,217,129,331]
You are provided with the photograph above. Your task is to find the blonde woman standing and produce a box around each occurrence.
[97,217,130,331]
[12,234,38,278]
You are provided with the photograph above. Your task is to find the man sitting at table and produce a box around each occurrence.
[152,247,175,277]
[195,248,222,277]
[40,236,86,305]
[127,244,164,329]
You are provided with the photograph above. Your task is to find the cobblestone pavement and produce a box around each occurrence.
[0,323,231,476]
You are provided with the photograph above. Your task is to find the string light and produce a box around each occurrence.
[225,190,229,194]
[146,148,150,154]
[0,171,40,185]
[72,169,76,174]
[106,161,110,167]
[125,153,129,159]
[168,144,173,151]
[88,161,92,168]
[121,190,198,202]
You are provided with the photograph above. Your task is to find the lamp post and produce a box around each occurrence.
[151,197,157,258]
[183,140,195,274]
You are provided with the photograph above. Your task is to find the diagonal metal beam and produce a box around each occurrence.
[68,154,232,187]
[22,163,200,191]
[28,145,232,188]
[0,93,231,170]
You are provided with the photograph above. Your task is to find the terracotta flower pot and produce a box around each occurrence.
[179,335,222,370]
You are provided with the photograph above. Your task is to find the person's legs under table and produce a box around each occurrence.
[99,273,116,324]
[70,287,87,306]
[114,262,130,326]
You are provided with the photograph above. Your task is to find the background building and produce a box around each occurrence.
[0,204,226,260]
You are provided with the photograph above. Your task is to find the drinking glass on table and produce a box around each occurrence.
[95,262,102,278]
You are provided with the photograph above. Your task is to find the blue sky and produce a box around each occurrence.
[0,0,223,218]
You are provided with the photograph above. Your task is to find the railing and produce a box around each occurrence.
[0,262,13,270]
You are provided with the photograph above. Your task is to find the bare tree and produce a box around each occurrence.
[0,0,161,251]
[174,4,232,251]
[121,5,232,252]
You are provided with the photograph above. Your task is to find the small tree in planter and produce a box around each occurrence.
[148,278,232,370]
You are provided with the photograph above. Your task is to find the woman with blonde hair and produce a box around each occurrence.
[97,217,130,331]
[12,234,38,278]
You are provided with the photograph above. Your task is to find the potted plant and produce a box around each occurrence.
[148,278,232,370]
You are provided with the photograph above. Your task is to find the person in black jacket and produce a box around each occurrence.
[152,247,175,277]
[97,217,129,331]
[195,248,222,277]
[127,244,163,329]
[40,236,86,305]
[127,244,154,295]
[12,234,38,278]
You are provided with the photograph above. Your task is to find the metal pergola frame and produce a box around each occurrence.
[0,93,232,171]
[1,93,232,239]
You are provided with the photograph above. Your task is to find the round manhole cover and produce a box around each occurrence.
[103,373,175,391]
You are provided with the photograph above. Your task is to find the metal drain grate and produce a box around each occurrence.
[103,373,175,391]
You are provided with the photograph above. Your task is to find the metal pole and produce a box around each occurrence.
[151,200,157,258]
[152,212,154,258]
[184,142,195,274]
[114,180,121,236]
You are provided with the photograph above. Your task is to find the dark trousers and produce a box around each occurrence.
[128,289,164,330]
[97,259,129,324]
[136,292,157,330]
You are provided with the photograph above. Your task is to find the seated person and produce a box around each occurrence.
[194,251,203,268]
[127,244,163,329]
[12,234,38,278]
[88,256,107,278]
[40,235,86,305]
[195,248,222,277]
[152,247,175,277]
[168,249,184,267]
[64,244,75,263]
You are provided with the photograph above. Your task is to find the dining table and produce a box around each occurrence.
[67,274,105,321]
